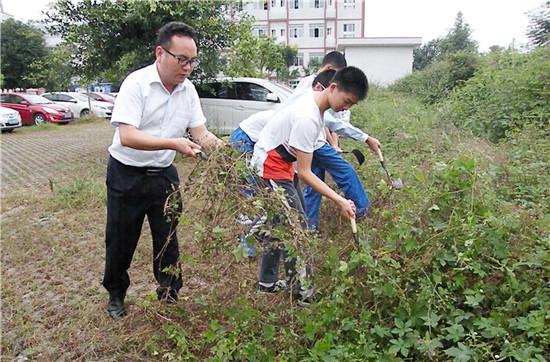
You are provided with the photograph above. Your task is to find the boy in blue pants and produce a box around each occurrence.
[251,67,369,303]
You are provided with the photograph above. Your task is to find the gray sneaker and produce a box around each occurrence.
[258,280,288,293]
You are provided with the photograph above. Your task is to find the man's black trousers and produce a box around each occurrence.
[103,156,183,299]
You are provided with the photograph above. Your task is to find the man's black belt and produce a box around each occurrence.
[111,156,171,175]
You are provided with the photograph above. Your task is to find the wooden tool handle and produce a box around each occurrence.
[350,218,357,233]
[376,147,384,162]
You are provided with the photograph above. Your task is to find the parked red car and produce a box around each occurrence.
[85,92,116,104]
[0,93,75,126]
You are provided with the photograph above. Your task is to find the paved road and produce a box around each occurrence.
[1,121,114,192]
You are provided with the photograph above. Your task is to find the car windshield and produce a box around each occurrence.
[97,93,115,101]
[74,94,91,102]
[24,94,53,104]
[269,82,293,97]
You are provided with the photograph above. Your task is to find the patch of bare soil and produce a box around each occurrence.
[1,151,269,361]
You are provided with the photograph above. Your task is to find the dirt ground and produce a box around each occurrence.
[1,120,114,192]
[0,121,265,360]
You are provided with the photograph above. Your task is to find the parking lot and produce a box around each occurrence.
[1,120,114,192]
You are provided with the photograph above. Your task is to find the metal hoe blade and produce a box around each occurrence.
[342,149,365,166]
[376,148,403,190]
[381,161,403,190]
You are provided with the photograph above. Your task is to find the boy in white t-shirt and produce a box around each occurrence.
[251,67,369,302]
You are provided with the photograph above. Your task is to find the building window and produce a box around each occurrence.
[252,0,264,10]
[291,0,300,9]
[280,0,284,6]
[253,26,268,37]
[343,23,355,37]
[326,26,332,36]
[289,25,303,38]
[293,53,304,67]
[313,0,323,8]
[280,28,285,37]
[343,0,356,8]
[309,24,324,38]
[271,0,276,7]
[328,0,333,5]
[309,52,323,66]
[271,29,277,37]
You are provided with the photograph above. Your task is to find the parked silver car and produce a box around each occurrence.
[0,106,22,132]
[195,77,292,135]
[42,92,114,118]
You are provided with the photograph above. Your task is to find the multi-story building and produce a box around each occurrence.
[243,0,365,70]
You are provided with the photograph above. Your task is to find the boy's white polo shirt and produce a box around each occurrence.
[251,92,324,180]
[108,63,206,168]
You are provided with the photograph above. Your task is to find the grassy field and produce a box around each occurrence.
[1,90,548,361]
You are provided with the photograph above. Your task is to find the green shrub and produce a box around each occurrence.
[443,46,550,142]
[145,89,549,361]
[496,125,550,213]
[392,51,480,104]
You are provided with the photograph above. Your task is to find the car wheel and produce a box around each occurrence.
[33,113,47,126]
[1,129,14,133]
[80,109,90,117]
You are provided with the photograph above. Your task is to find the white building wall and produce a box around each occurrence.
[339,42,420,86]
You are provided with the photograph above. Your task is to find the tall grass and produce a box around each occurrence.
[145,89,549,360]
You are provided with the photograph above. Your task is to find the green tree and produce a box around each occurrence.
[413,12,478,71]
[24,45,74,91]
[413,38,442,70]
[257,36,285,75]
[46,0,236,84]
[0,18,48,89]
[439,12,478,55]
[527,0,550,47]
[281,45,298,69]
[225,20,291,78]
[306,58,321,73]
[225,20,261,77]
[276,45,298,80]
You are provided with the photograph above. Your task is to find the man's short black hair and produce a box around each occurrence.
[332,66,369,100]
[156,22,197,48]
[312,69,336,89]
[321,51,347,68]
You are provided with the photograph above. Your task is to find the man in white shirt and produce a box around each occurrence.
[103,22,223,319]
[251,67,368,303]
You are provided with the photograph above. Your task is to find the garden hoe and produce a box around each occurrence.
[376,148,403,190]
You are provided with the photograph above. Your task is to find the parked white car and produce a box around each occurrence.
[42,92,114,118]
[0,106,22,132]
[195,77,292,135]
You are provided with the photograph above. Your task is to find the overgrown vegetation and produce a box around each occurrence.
[2,86,547,360]
[3,6,548,359]
[444,47,550,142]
[392,51,481,104]
[131,88,548,360]
[395,37,549,142]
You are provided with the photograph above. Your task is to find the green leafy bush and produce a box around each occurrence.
[392,52,480,104]
[144,90,548,361]
[443,46,550,142]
